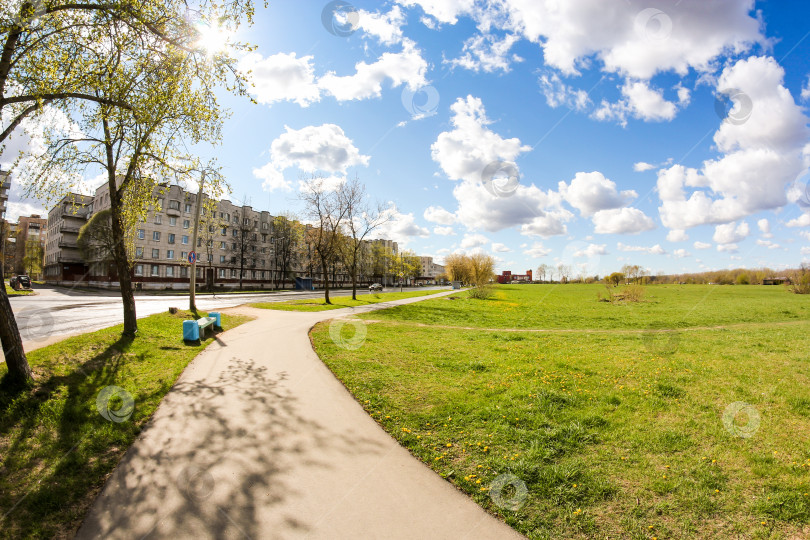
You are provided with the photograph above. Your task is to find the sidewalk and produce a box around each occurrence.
[76,291,524,539]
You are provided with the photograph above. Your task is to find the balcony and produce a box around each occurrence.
[60,225,81,234]
[58,240,79,249]
[57,255,86,264]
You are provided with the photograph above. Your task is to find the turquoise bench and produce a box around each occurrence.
[182,316,216,341]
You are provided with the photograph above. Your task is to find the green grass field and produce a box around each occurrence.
[251,288,442,311]
[0,310,253,539]
[311,284,810,539]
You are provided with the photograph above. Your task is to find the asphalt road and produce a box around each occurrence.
[4,284,448,357]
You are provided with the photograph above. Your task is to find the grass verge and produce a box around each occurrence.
[251,289,443,312]
[311,284,810,539]
[0,309,253,539]
[4,282,33,296]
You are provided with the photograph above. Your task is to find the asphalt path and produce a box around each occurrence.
[3,284,448,360]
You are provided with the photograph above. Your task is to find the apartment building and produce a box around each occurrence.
[419,256,446,281]
[43,193,94,282]
[11,214,47,277]
[0,171,9,221]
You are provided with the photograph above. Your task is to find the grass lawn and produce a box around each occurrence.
[0,309,253,539]
[250,288,443,312]
[4,282,34,296]
[311,284,810,539]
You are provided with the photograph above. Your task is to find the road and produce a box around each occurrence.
[3,284,448,359]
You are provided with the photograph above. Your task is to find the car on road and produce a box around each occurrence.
[369,283,383,291]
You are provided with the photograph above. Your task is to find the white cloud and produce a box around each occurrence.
[673,248,691,258]
[799,230,810,241]
[492,242,512,253]
[787,213,810,227]
[558,171,637,217]
[461,233,490,249]
[757,217,773,238]
[254,124,369,191]
[433,226,456,236]
[592,207,655,234]
[802,76,810,101]
[713,221,749,244]
[617,242,666,254]
[634,161,656,172]
[756,239,781,249]
[357,6,406,45]
[539,72,590,111]
[423,205,456,225]
[398,0,475,25]
[446,33,522,73]
[657,57,810,230]
[239,52,320,107]
[523,242,551,258]
[717,243,739,253]
[667,229,689,242]
[693,241,712,250]
[431,95,530,184]
[593,80,681,125]
[574,243,608,257]
[377,205,430,243]
[5,200,46,222]
[319,40,428,101]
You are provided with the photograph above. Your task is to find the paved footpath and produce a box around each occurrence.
[76,291,524,540]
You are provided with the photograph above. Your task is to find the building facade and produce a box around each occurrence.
[419,256,446,282]
[45,183,364,290]
[0,171,9,221]
[11,214,47,278]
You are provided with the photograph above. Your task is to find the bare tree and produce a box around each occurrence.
[229,204,259,290]
[272,213,302,289]
[536,263,549,283]
[300,176,350,304]
[339,177,388,300]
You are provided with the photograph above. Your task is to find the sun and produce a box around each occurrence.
[194,22,231,56]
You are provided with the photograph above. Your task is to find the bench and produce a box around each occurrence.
[182,316,217,341]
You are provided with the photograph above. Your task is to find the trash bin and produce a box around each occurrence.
[208,312,222,328]
[183,319,200,341]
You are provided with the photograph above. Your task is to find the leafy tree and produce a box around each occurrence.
[608,272,625,287]
[443,253,471,284]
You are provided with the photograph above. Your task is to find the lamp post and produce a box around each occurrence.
[189,171,205,311]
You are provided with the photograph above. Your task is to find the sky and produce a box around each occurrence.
[5,0,810,278]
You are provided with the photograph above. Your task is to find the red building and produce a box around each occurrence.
[497,269,533,284]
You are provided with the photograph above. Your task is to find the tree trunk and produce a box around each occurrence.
[320,254,331,304]
[351,257,358,300]
[108,186,138,337]
[0,220,34,386]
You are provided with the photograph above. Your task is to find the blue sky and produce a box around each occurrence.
[8,0,810,277]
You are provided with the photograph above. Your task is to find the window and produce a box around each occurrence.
[135,264,143,276]
[166,266,175,277]
[219,268,226,278]
[231,269,237,278]
[262,234,267,243]
[243,218,249,225]
[168,233,175,244]
[136,247,143,258]
[151,265,160,276]
[208,254,213,262]
[181,251,187,260]
[183,220,190,229]
[152,248,160,259]
[168,200,180,210]
[138,229,145,239]
[220,255,226,263]
[221,227,227,236]
[157,198,165,210]
[182,235,189,245]
[184,203,192,213]
[232,230,238,237]
[262,223,268,230]
[197,239,202,247]
[153,231,161,241]
[154,214,162,224]
[226,213,230,221]
[232,242,236,250]
[169,216,177,226]
[270,237,275,244]
[233,215,239,224]
[220,241,226,249]
[180,267,188,278]
[167,250,174,259]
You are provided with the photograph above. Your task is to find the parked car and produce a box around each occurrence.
[369,283,383,291]
[16,275,31,288]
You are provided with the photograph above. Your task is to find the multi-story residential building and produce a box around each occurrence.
[0,171,9,221]
[44,193,93,282]
[3,222,16,276]
[11,214,48,277]
[44,183,359,290]
[419,256,446,282]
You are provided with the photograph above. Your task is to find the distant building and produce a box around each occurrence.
[763,277,790,285]
[12,214,47,277]
[497,270,533,284]
[0,171,9,221]
[418,256,445,283]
